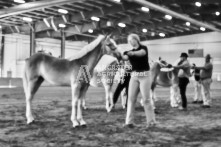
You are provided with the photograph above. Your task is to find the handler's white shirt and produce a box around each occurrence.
[173,59,191,78]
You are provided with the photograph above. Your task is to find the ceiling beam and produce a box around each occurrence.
[130,0,221,32]
[0,0,85,18]
[147,0,221,5]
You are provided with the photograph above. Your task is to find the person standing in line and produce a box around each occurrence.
[194,54,213,108]
[173,53,191,111]
[121,34,156,128]
[192,63,203,104]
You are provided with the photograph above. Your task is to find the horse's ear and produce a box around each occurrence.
[105,33,113,39]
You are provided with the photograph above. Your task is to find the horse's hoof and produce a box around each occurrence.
[107,108,112,113]
[73,125,80,128]
[154,109,160,114]
[27,120,35,125]
[72,121,80,128]
[81,124,87,128]
[72,126,80,129]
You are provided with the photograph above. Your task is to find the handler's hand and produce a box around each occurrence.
[124,51,134,56]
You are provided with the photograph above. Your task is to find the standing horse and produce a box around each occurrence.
[150,60,180,108]
[23,35,119,128]
[82,55,120,112]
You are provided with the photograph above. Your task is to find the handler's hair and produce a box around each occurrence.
[127,33,141,44]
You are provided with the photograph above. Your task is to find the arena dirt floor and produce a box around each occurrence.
[0,81,221,147]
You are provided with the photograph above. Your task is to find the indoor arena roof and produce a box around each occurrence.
[0,0,221,43]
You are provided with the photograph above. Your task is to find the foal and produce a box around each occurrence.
[150,60,180,108]
[23,35,119,127]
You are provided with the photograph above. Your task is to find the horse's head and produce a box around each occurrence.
[102,34,122,61]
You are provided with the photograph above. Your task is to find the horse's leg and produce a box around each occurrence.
[108,84,114,112]
[24,76,44,124]
[120,88,127,109]
[149,82,156,110]
[82,97,87,110]
[70,83,82,128]
[104,84,112,112]
[77,84,89,126]
[81,85,88,110]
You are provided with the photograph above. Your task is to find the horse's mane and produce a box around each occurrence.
[68,35,105,60]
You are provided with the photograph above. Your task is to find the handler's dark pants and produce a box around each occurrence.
[178,77,189,108]
[113,72,131,105]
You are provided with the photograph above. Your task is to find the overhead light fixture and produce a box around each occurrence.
[159,33,165,37]
[58,9,68,14]
[118,22,126,28]
[142,28,147,33]
[141,7,149,12]
[186,22,190,26]
[88,29,93,33]
[106,21,112,27]
[215,11,220,16]
[195,2,201,7]
[113,0,121,2]
[14,0,25,3]
[151,32,155,36]
[165,15,172,20]
[200,27,206,31]
[22,17,32,22]
[58,24,66,28]
[91,16,100,22]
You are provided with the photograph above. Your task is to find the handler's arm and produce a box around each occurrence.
[130,49,146,57]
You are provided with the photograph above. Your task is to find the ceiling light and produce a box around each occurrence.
[151,32,155,36]
[142,28,147,33]
[141,7,149,12]
[88,29,93,33]
[22,17,32,22]
[91,16,100,22]
[215,11,220,16]
[165,15,172,20]
[159,33,165,37]
[58,9,68,14]
[195,2,201,7]
[200,27,205,31]
[14,0,25,3]
[186,22,190,26]
[113,0,121,2]
[118,23,126,28]
[58,24,66,28]
[106,21,112,27]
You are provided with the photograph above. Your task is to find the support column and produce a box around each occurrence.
[30,23,36,56]
[61,28,65,58]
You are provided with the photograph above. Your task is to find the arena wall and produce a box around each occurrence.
[2,32,221,81]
